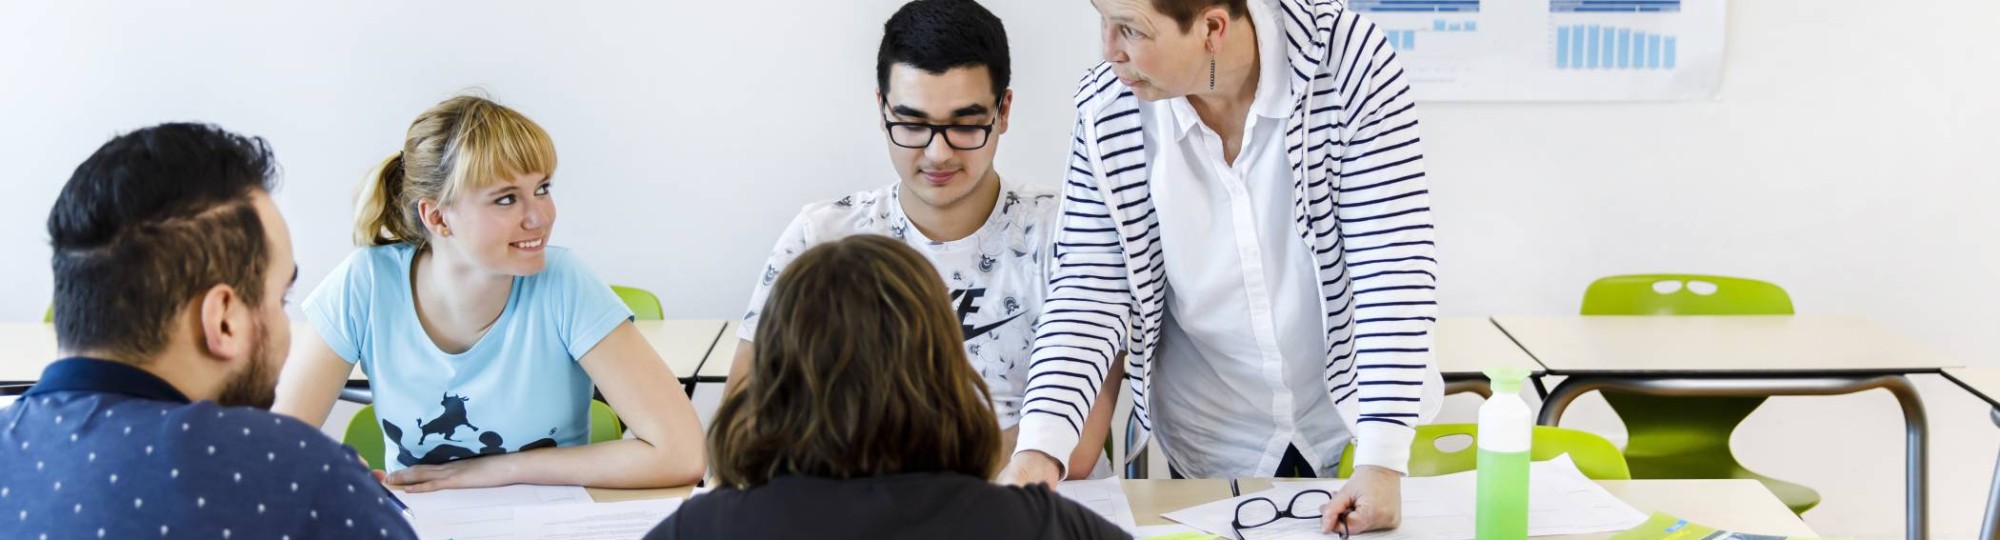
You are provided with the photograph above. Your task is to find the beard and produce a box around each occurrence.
[215,317,280,410]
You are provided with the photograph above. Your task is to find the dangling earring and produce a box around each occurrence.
[1209,56,1217,91]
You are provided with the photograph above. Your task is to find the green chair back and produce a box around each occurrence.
[1580,274,1793,316]
[1337,424,1631,480]
[1578,274,1819,514]
[344,405,387,470]
[611,285,663,321]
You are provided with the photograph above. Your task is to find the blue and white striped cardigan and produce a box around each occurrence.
[1016,0,1444,475]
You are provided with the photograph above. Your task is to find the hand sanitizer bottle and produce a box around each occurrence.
[1477,366,1532,540]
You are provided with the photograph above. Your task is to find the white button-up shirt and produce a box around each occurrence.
[1142,0,1348,479]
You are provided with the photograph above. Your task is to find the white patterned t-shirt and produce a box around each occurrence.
[740,180,1060,429]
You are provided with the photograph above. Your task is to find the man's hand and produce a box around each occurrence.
[996,450,1064,487]
[1321,465,1403,534]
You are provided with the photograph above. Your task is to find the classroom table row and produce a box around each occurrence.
[691,315,1949,539]
[0,315,1966,539]
[0,316,1559,390]
[589,478,1820,538]
[0,320,732,386]
[4,314,1949,397]
[691,317,1545,389]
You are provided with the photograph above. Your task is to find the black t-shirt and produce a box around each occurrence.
[646,473,1132,540]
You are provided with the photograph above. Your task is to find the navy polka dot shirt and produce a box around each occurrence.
[1,358,418,539]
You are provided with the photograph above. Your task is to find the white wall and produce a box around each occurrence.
[3,1,1993,368]
[1420,0,2000,368]
[2,0,1995,366]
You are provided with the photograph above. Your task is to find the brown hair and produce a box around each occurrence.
[708,235,1001,488]
[1153,0,1247,32]
[353,94,556,248]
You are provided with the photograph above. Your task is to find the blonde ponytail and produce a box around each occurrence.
[353,152,420,247]
[350,94,557,249]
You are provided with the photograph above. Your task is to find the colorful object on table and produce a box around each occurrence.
[1608,512,1841,540]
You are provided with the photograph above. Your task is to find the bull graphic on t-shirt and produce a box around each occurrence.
[417,393,478,444]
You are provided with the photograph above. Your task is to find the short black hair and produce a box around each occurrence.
[48,123,279,362]
[876,0,1011,103]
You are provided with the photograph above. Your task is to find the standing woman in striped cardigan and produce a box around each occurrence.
[1002,0,1443,533]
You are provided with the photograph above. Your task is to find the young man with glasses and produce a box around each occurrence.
[727,0,1121,479]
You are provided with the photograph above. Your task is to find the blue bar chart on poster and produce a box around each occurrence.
[1351,0,1726,101]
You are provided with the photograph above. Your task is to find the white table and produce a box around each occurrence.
[588,478,1816,537]
[1494,314,1957,540]
[1434,317,1545,397]
[0,324,60,384]
[1235,477,1816,538]
[631,320,727,380]
[695,320,741,383]
[1,321,730,394]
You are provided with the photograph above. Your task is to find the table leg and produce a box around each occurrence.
[1126,413,1149,479]
[1536,374,1929,540]
[338,382,373,404]
[1444,377,1493,398]
[1982,409,2000,540]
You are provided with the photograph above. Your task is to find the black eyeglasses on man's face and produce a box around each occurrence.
[1233,489,1340,538]
[881,108,997,151]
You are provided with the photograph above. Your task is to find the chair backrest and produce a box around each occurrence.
[611,285,664,321]
[43,304,53,324]
[1338,423,1632,480]
[1580,274,1793,316]
[344,404,387,470]
[589,400,624,442]
[344,400,624,470]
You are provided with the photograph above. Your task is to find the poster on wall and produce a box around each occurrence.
[1351,0,1727,102]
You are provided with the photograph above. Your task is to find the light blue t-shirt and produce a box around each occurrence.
[305,243,632,472]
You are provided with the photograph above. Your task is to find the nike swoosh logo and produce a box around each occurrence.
[963,313,1025,342]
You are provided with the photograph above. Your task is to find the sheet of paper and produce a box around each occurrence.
[1163,455,1646,540]
[1161,480,1341,540]
[402,484,594,538]
[1525,456,1651,535]
[410,495,681,540]
[511,498,683,540]
[1057,478,1141,535]
[400,484,591,514]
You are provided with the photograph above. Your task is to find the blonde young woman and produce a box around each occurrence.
[275,95,704,491]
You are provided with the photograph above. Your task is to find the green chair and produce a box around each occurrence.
[43,304,53,324]
[1580,274,1819,514]
[611,285,663,321]
[1336,424,1631,480]
[344,400,623,471]
[605,285,663,404]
